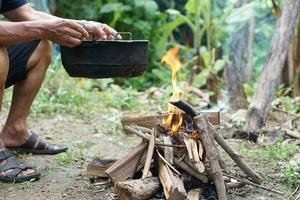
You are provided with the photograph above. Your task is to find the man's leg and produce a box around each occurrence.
[0,47,35,177]
[0,40,52,147]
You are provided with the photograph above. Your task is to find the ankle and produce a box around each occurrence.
[2,121,28,137]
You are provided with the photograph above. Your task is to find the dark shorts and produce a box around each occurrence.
[5,40,40,88]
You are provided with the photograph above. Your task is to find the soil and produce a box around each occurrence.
[0,109,298,200]
[0,113,140,200]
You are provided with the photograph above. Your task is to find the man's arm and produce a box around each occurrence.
[0,19,88,47]
[4,4,120,41]
[4,3,59,21]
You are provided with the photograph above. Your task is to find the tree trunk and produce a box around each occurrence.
[244,0,300,130]
[282,16,300,96]
[292,16,300,96]
[230,0,254,82]
[224,63,248,109]
[226,0,254,109]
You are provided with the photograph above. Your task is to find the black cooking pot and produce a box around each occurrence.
[60,32,148,78]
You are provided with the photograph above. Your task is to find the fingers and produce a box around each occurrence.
[66,28,84,40]
[61,36,81,48]
[102,24,118,39]
[90,24,107,40]
[67,20,89,39]
[83,22,120,40]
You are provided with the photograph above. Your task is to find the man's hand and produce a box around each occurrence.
[81,21,121,40]
[41,19,89,47]
[41,19,121,47]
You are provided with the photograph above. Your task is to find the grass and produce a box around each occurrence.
[56,141,95,166]
[236,139,299,195]
[3,57,164,118]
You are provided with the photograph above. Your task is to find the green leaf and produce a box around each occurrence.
[214,59,225,73]
[193,68,210,88]
[134,0,158,17]
[156,17,185,56]
[202,51,211,67]
[185,0,196,14]
[100,3,131,14]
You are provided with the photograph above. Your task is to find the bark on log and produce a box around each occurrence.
[245,0,300,130]
[115,177,161,200]
[193,115,227,200]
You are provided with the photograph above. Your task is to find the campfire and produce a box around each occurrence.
[88,48,264,200]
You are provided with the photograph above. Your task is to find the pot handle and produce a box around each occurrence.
[115,32,132,40]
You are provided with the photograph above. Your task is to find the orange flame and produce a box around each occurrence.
[161,47,183,135]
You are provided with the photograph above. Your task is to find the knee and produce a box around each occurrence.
[0,47,8,84]
[27,40,52,71]
[39,40,52,67]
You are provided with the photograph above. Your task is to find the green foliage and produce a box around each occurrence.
[281,161,300,186]
[272,85,300,114]
[241,139,297,166]
[56,141,94,165]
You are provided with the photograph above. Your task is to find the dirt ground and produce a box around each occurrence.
[0,113,140,200]
[0,110,298,200]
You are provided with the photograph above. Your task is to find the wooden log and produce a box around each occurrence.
[173,157,208,183]
[169,99,261,184]
[158,158,187,200]
[87,158,116,177]
[193,115,227,200]
[142,131,155,179]
[121,112,220,134]
[187,188,202,200]
[105,142,147,183]
[204,116,262,184]
[183,137,205,173]
[115,177,161,200]
[284,129,300,139]
[163,136,174,165]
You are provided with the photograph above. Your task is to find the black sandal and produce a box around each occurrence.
[7,132,68,155]
[0,149,41,183]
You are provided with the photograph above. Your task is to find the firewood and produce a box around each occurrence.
[183,137,205,173]
[204,117,262,184]
[169,99,262,184]
[187,188,202,200]
[163,136,174,165]
[193,115,227,200]
[124,125,185,149]
[158,158,187,200]
[142,131,155,179]
[121,112,220,134]
[115,177,161,200]
[224,173,283,195]
[198,141,204,160]
[183,155,205,174]
[225,181,246,189]
[157,149,181,175]
[173,157,208,183]
[191,139,205,173]
[284,129,300,139]
[183,137,193,160]
[105,142,147,183]
[87,158,116,177]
